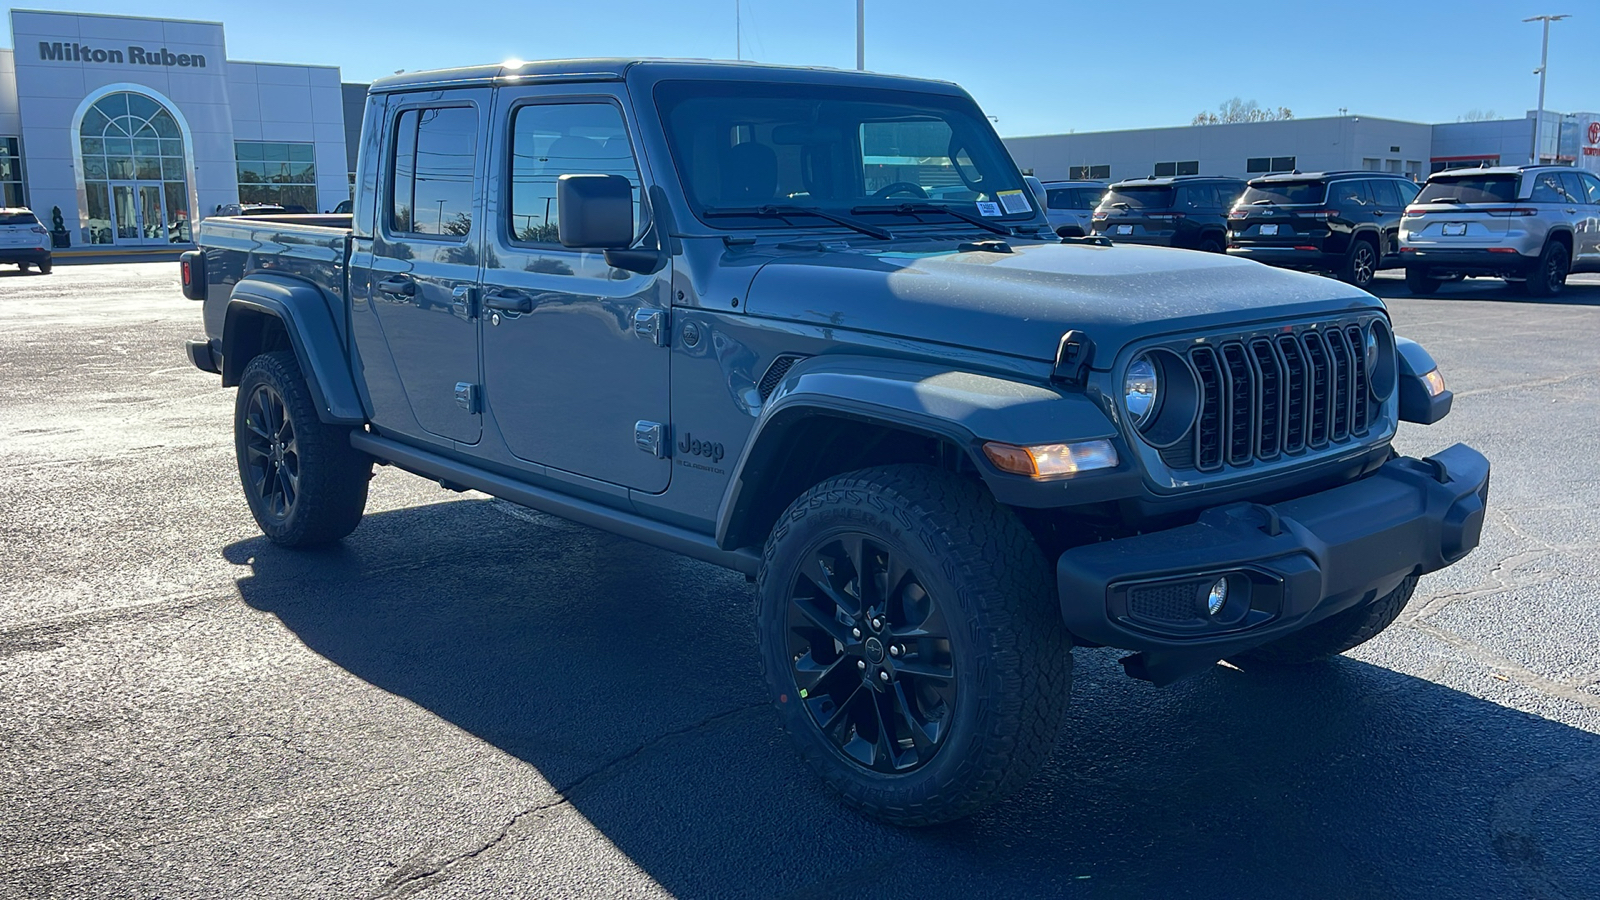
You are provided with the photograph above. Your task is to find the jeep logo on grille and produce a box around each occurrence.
[678,432,725,463]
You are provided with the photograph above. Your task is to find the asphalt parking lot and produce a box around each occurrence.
[2,261,1599,899]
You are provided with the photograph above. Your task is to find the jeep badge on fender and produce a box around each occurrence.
[184,58,1488,828]
[677,432,724,463]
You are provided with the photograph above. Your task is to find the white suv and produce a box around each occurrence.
[0,208,53,274]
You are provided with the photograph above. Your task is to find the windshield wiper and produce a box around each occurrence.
[702,204,892,240]
[851,202,1011,236]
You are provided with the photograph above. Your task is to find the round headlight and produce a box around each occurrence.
[1125,354,1160,427]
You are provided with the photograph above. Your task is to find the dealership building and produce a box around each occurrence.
[1005,110,1600,185]
[0,9,360,250]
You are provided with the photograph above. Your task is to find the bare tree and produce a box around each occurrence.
[1192,97,1295,126]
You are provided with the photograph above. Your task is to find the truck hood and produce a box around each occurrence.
[742,240,1383,364]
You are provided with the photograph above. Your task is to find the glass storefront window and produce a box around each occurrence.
[0,138,22,207]
[77,92,190,244]
[234,141,319,212]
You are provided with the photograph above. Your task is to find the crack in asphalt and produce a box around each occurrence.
[366,702,768,898]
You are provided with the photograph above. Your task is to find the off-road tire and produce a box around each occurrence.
[1405,266,1441,296]
[755,464,1073,826]
[1237,575,1417,665]
[1521,240,1569,298]
[1340,238,1378,290]
[234,351,370,547]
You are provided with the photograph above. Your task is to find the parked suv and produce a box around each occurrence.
[1092,175,1244,251]
[1227,171,1420,290]
[0,208,53,273]
[1038,179,1104,237]
[182,59,1487,827]
[1400,165,1600,296]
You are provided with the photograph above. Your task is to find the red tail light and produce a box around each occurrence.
[1404,207,1426,216]
[1485,207,1539,217]
[180,258,192,287]
[29,225,46,235]
[1486,247,1518,253]
[1228,209,1247,218]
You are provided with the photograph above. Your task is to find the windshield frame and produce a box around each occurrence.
[652,79,1038,232]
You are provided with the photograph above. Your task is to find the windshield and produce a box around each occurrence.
[1239,181,1326,206]
[655,80,1035,227]
[1099,186,1175,209]
[1417,175,1517,204]
[1046,187,1102,210]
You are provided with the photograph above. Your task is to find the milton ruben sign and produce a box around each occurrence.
[38,41,207,68]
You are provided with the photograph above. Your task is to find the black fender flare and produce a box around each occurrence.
[713,355,1130,550]
[221,273,365,425]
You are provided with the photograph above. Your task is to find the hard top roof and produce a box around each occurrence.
[1107,175,1244,187]
[1248,170,1415,183]
[368,58,963,95]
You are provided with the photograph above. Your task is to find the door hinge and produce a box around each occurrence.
[455,382,481,413]
[633,308,669,346]
[635,420,668,457]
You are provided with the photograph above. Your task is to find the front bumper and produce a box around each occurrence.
[1057,444,1490,684]
[1400,247,1536,276]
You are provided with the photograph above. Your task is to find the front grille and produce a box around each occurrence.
[1162,322,1378,473]
[1128,580,1206,624]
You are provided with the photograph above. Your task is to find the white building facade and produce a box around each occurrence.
[2,10,350,249]
[1006,111,1600,186]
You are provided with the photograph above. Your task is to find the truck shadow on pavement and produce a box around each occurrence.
[227,499,1600,900]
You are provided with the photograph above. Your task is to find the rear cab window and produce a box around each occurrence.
[1416,175,1517,205]
[1238,181,1326,206]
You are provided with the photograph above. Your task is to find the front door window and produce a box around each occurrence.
[79,92,190,245]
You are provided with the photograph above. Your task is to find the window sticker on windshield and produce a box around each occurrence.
[976,201,1003,217]
[997,190,1030,214]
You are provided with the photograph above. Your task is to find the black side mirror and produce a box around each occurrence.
[558,173,634,249]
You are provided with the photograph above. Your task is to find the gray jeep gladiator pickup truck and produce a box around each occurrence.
[182,59,1489,826]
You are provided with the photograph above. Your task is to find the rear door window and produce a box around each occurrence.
[1369,179,1404,209]
[1046,187,1101,210]
[1557,172,1587,206]
[1329,180,1373,210]
[388,106,479,238]
[1238,181,1326,206]
[1416,175,1517,204]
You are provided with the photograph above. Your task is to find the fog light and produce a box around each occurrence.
[1205,578,1228,616]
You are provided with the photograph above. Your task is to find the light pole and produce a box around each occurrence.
[1525,14,1571,164]
[856,0,865,71]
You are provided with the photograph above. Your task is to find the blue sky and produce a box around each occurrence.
[6,1,1596,136]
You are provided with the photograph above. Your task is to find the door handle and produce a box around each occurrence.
[376,276,416,297]
[482,289,532,313]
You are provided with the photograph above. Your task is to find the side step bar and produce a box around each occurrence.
[350,431,761,577]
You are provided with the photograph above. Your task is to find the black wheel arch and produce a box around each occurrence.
[220,274,365,425]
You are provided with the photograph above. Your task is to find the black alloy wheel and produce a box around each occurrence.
[1523,241,1569,298]
[242,382,300,524]
[233,351,370,546]
[786,532,956,773]
[1343,240,1377,289]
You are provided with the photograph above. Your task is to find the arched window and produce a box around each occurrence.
[78,92,190,244]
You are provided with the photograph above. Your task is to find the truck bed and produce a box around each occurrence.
[196,214,354,343]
